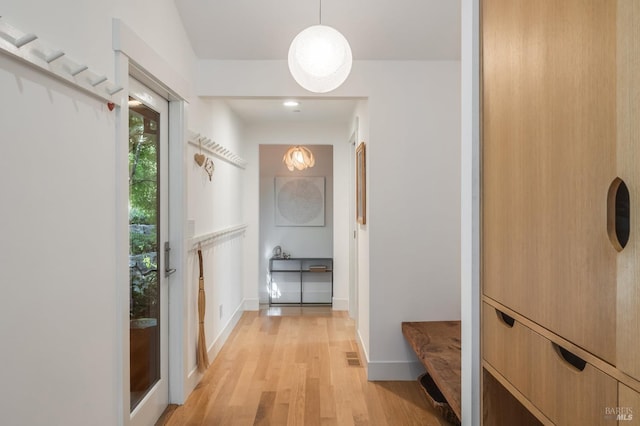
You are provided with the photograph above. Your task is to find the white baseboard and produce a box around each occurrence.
[356,328,370,376]
[366,360,425,381]
[332,298,349,311]
[356,328,424,380]
[243,298,260,311]
[185,300,245,392]
[207,301,244,360]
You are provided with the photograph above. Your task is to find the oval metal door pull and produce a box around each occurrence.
[607,177,630,251]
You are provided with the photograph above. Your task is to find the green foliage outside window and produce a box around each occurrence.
[129,112,158,229]
[129,108,160,319]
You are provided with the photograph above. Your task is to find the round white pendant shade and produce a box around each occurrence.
[288,25,352,93]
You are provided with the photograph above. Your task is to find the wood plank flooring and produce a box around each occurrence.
[164,307,452,426]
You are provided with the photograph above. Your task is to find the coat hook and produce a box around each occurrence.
[14,33,37,48]
[45,50,65,63]
[107,86,123,95]
[70,65,88,77]
[91,76,108,87]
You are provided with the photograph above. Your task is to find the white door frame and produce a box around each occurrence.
[348,117,359,323]
[113,19,188,425]
[128,77,170,426]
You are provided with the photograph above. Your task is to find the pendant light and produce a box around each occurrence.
[283,146,315,171]
[288,0,352,93]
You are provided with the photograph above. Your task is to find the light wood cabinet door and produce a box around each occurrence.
[482,0,618,363]
[616,0,640,383]
[617,384,640,424]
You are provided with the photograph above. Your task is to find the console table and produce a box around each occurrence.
[269,257,333,305]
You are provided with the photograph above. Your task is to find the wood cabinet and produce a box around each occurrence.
[483,303,617,425]
[481,0,640,423]
[482,0,617,364]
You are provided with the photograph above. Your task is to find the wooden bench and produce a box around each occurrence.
[402,321,461,423]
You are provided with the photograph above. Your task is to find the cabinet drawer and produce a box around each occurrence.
[482,303,617,425]
[617,384,639,424]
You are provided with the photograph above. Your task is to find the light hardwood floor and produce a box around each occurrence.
[163,307,452,426]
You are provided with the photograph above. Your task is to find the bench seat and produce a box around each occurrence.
[402,321,461,422]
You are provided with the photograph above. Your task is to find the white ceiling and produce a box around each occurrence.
[225,98,360,125]
[174,0,461,61]
[174,0,460,124]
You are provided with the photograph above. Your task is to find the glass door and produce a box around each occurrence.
[128,77,169,425]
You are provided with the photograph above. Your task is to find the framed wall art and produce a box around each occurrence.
[356,142,366,225]
[275,176,326,226]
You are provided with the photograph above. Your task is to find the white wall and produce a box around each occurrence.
[367,62,461,380]
[199,59,461,380]
[332,125,353,312]
[188,99,245,233]
[0,54,119,426]
[352,100,371,359]
[185,99,246,390]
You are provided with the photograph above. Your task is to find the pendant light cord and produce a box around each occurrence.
[319,0,322,25]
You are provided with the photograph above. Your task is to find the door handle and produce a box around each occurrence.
[164,241,177,277]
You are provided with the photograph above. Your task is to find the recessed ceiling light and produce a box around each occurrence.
[283,100,300,107]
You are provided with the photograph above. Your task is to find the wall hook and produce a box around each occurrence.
[91,76,108,87]
[14,33,37,48]
[45,50,65,63]
[107,86,123,95]
[70,65,88,77]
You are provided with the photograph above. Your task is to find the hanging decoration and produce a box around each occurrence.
[194,138,214,180]
[283,145,315,171]
[194,139,206,166]
[204,158,215,181]
[194,153,206,167]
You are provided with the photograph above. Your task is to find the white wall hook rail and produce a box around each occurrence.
[0,18,121,105]
[187,130,248,169]
[188,224,248,251]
